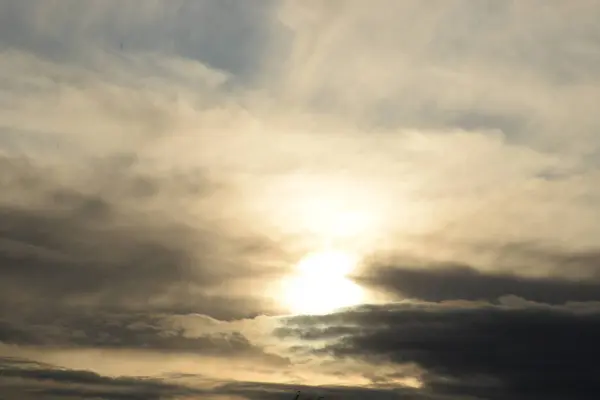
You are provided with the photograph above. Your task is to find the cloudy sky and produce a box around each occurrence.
[2,1,600,399]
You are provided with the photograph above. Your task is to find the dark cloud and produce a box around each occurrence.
[205,380,441,400]
[0,356,206,400]
[0,312,288,367]
[278,302,600,400]
[0,153,293,375]
[360,263,600,304]
[0,356,439,400]
[0,154,279,322]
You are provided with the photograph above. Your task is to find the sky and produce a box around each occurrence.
[2,1,600,399]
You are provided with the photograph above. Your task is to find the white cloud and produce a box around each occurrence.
[2,1,600,279]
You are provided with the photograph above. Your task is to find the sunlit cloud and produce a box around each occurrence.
[2,1,600,399]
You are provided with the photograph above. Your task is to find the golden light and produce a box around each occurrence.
[253,174,390,251]
[296,250,355,278]
[295,196,377,241]
[280,249,365,315]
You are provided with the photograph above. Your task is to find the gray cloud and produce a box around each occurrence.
[0,153,295,382]
[0,153,282,322]
[0,356,205,400]
[278,302,600,399]
[0,312,289,368]
[210,380,442,400]
[0,356,436,400]
[360,261,600,304]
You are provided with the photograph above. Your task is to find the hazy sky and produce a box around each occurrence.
[2,1,600,399]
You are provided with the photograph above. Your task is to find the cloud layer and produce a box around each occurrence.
[279,301,600,399]
[3,1,600,399]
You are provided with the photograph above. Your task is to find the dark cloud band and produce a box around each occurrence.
[279,302,600,399]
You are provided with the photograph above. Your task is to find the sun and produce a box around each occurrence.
[280,250,365,315]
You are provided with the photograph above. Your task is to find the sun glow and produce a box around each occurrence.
[280,250,365,315]
[255,175,390,250]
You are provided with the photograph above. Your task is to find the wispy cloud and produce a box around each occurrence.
[2,1,600,399]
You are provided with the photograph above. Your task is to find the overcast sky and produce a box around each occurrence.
[2,1,600,399]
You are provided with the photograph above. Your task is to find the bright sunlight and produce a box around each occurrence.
[280,250,364,315]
